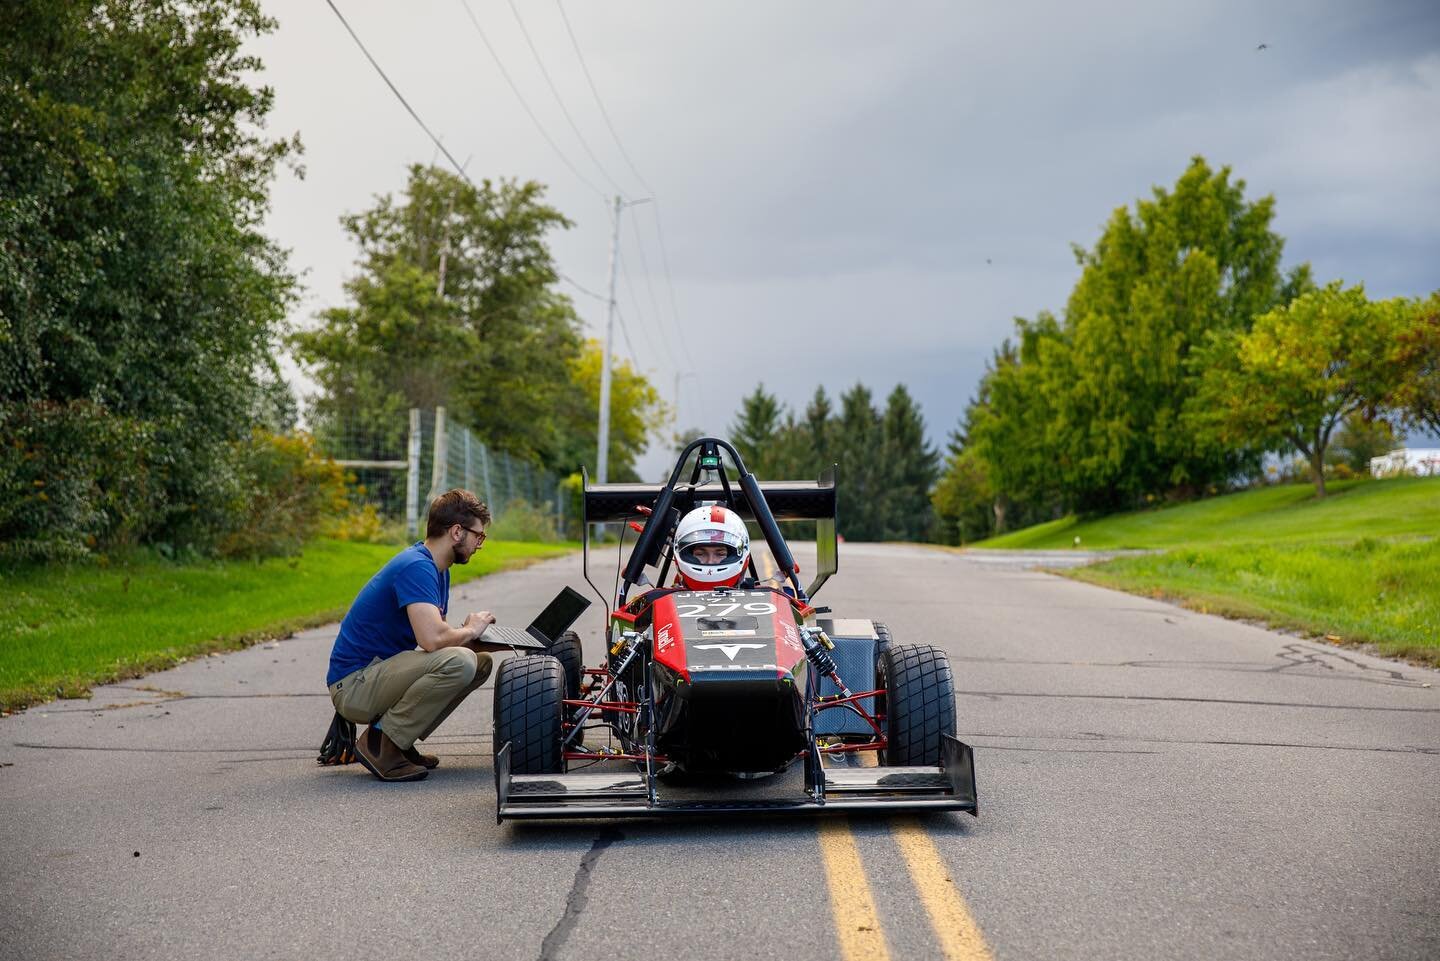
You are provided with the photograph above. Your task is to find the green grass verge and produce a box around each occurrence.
[975,477,1440,549]
[1069,537,1440,666]
[0,538,577,712]
[970,476,1440,666]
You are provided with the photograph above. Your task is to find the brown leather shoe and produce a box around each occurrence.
[403,746,439,769]
[353,726,428,782]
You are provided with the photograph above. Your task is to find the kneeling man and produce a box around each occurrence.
[326,489,498,782]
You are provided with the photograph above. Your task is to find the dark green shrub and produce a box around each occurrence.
[215,431,349,558]
[0,400,161,565]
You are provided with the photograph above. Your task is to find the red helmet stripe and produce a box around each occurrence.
[710,506,725,523]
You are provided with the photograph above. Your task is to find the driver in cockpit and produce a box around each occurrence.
[671,505,751,590]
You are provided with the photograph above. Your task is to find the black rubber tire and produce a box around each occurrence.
[871,622,894,720]
[872,621,894,665]
[879,643,956,767]
[493,654,564,775]
[541,629,583,702]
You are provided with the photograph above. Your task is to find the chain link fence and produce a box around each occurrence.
[315,407,564,538]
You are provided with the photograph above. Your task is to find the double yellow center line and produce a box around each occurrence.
[766,546,990,959]
[820,811,992,961]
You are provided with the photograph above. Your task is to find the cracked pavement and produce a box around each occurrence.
[2,544,1438,960]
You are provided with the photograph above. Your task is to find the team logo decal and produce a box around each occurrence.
[657,623,675,653]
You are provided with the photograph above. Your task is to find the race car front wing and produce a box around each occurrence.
[494,735,978,822]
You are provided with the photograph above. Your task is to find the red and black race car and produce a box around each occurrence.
[491,436,977,821]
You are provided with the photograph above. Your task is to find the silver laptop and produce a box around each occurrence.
[481,586,591,650]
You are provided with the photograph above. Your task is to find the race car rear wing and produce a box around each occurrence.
[581,476,835,522]
[583,464,839,599]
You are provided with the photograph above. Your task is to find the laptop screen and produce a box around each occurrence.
[527,586,592,643]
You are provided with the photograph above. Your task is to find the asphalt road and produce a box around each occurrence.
[2,543,1437,961]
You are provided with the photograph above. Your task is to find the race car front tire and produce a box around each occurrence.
[879,643,956,767]
[494,654,565,774]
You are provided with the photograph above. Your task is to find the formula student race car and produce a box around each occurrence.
[491,436,977,821]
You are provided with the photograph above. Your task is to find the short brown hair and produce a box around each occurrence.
[426,489,492,538]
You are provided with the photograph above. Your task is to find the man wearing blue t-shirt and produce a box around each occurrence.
[327,489,501,782]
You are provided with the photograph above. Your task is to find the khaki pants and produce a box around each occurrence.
[328,648,493,751]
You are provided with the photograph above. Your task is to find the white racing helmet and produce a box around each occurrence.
[673,505,750,589]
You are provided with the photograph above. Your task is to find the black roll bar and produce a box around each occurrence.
[619,437,804,603]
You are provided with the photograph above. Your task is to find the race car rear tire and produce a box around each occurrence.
[493,654,565,775]
[537,629,583,702]
[872,621,893,666]
[871,622,893,719]
[879,643,956,767]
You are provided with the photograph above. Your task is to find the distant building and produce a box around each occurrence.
[1369,448,1440,478]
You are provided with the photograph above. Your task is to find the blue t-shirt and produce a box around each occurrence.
[326,543,450,686]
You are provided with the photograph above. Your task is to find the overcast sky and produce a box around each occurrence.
[252,0,1440,478]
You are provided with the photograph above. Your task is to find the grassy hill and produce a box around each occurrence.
[975,477,1440,550]
[972,477,1440,665]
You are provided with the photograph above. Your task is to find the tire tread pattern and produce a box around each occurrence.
[881,643,956,766]
[541,629,583,703]
[493,655,564,774]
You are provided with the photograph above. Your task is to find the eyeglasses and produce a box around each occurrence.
[462,525,487,543]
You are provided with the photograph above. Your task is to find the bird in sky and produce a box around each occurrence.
[1257,42,1269,50]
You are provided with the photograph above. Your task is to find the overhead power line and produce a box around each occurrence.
[326,3,614,326]
[648,201,691,371]
[613,303,639,365]
[454,0,608,204]
[617,245,676,374]
[559,272,607,301]
[554,0,653,196]
[323,0,470,181]
[547,2,698,395]
[627,212,680,368]
[504,0,630,198]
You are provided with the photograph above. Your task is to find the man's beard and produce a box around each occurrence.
[454,544,473,565]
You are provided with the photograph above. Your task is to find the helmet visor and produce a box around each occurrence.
[676,527,745,566]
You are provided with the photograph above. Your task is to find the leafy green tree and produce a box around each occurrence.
[1327,413,1398,474]
[1386,293,1440,437]
[771,413,819,479]
[552,340,666,482]
[1,0,297,553]
[296,255,465,457]
[292,166,582,469]
[723,381,942,541]
[672,427,708,456]
[1191,282,1406,497]
[964,315,1065,531]
[931,438,994,545]
[876,385,938,540]
[804,386,836,472]
[729,384,784,474]
[832,384,884,539]
[1054,157,1309,508]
